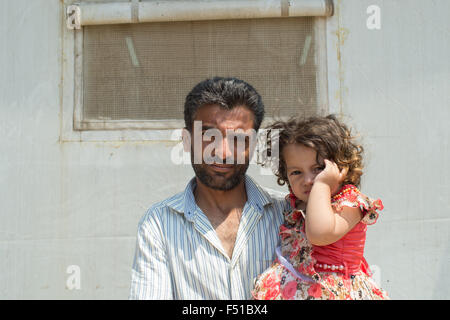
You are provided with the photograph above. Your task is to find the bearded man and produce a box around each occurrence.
[129,77,288,299]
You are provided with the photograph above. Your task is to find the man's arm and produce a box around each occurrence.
[129,210,173,299]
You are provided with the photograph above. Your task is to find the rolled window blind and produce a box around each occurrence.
[67,0,333,27]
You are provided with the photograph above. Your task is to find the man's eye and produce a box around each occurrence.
[228,134,247,143]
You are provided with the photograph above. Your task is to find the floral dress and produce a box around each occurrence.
[252,185,389,300]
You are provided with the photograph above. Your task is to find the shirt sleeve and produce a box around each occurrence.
[129,209,174,299]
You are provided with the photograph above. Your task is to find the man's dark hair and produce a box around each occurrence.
[184,77,265,132]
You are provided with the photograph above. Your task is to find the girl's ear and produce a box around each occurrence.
[182,128,192,152]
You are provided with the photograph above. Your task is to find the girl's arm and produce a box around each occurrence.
[305,160,363,246]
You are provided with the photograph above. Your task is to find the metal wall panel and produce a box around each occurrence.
[0,0,448,299]
[328,0,450,299]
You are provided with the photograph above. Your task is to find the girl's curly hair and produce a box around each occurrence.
[266,114,364,188]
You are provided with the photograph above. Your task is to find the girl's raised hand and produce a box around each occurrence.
[314,159,348,194]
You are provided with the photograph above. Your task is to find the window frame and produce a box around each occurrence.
[61,1,331,142]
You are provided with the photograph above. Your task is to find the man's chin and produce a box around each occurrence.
[192,164,248,191]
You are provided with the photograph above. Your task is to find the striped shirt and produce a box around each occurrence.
[129,175,289,300]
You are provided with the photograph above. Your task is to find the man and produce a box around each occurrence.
[129,77,289,299]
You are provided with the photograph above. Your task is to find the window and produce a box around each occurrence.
[64,0,332,135]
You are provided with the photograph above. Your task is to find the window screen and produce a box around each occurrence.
[82,17,318,126]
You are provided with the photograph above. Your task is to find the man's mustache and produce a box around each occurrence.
[201,155,249,165]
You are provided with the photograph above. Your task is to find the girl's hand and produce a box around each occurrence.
[313,159,348,194]
[306,160,360,247]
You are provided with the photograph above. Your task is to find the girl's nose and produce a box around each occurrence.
[304,172,316,185]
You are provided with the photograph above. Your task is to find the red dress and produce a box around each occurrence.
[252,185,389,300]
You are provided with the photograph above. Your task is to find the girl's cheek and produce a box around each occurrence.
[289,176,302,189]
[287,176,296,185]
[287,177,293,189]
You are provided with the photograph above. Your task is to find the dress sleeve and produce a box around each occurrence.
[331,185,384,225]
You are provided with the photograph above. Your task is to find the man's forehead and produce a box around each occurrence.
[194,104,255,128]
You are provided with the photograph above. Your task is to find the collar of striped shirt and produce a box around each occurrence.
[130,174,288,299]
[167,174,274,222]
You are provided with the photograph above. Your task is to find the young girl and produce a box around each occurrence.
[252,115,389,300]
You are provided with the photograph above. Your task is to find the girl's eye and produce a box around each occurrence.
[314,166,324,173]
[290,170,302,176]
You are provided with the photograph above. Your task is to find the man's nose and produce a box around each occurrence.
[215,135,234,162]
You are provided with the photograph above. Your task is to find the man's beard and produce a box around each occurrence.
[192,162,249,191]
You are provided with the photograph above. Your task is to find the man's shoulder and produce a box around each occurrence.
[261,186,288,201]
[262,186,290,211]
[246,176,289,210]
[139,190,185,225]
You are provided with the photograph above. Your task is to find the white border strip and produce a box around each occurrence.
[67,0,333,27]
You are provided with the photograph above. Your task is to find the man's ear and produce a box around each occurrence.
[182,128,191,152]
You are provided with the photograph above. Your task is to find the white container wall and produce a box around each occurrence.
[327,0,450,300]
[0,0,448,299]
